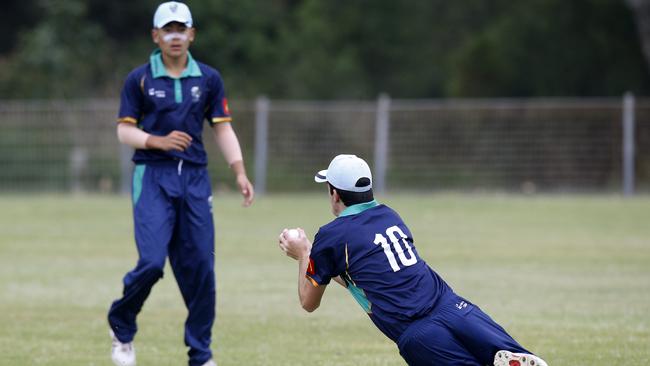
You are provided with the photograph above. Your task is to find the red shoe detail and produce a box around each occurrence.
[509,361,521,366]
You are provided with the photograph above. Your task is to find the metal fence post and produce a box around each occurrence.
[622,92,635,196]
[69,147,88,193]
[254,96,270,196]
[374,94,390,194]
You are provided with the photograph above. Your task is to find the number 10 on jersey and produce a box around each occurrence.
[374,225,418,272]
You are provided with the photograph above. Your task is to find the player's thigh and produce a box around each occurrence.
[175,167,214,261]
[185,169,214,234]
[169,168,215,290]
[399,318,482,366]
[448,305,530,364]
[133,165,175,262]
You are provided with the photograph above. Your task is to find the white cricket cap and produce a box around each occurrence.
[314,154,373,192]
[153,1,193,28]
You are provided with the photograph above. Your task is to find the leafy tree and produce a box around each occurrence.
[189,0,295,97]
[447,0,650,96]
[0,0,113,98]
[0,0,41,54]
[1,0,649,98]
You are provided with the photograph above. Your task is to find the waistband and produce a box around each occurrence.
[135,159,206,169]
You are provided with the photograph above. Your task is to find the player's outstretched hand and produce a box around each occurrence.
[278,228,311,261]
[146,130,193,151]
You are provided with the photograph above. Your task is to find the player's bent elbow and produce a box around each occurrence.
[301,302,319,313]
[300,298,320,313]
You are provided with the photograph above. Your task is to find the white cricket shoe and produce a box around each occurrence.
[201,359,217,366]
[110,330,136,366]
[494,350,548,366]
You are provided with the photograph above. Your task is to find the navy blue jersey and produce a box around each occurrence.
[117,49,232,166]
[307,201,453,342]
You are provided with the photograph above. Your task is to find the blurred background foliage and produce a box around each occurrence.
[1,0,649,99]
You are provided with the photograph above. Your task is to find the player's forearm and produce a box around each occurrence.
[230,159,247,177]
[117,123,150,149]
[297,255,320,312]
[212,123,244,167]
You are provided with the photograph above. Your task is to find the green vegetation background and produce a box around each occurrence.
[1,0,649,99]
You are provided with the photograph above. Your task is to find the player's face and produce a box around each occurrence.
[152,22,195,59]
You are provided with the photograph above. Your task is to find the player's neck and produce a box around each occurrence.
[332,203,346,217]
[162,52,188,78]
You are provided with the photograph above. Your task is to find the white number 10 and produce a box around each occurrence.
[373,225,418,272]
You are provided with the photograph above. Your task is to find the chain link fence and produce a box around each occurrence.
[0,97,648,194]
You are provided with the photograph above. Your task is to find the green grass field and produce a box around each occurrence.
[1,193,649,365]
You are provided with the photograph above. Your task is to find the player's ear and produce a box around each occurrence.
[188,27,195,42]
[331,189,341,203]
[151,29,159,44]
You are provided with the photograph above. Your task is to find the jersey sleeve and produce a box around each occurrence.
[205,71,232,125]
[117,71,144,124]
[305,229,346,287]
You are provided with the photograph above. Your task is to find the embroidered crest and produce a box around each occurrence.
[191,86,201,102]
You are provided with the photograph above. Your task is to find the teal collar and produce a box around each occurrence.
[150,49,202,79]
[339,200,379,217]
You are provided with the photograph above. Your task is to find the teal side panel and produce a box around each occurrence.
[132,165,146,205]
[347,283,372,313]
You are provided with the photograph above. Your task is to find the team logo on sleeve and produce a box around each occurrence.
[222,98,230,115]
[307,257,315,275]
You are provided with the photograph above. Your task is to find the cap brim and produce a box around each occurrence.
[155,17,192,28]
[314,170,328,183]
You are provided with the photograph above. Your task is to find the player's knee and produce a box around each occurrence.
[139,259,165,279]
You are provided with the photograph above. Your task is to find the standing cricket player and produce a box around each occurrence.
[278,154,548,366]
[107,2,254,366]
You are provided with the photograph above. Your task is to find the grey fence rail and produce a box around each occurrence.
[0,96,648,194]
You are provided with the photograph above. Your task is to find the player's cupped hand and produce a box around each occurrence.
[146,130,193,151]
[278,228,310,260]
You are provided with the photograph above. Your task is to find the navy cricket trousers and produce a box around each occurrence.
[397,295,531,366]
[108,160,215,366]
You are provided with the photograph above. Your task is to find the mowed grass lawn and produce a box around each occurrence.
[0,193,649,365]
